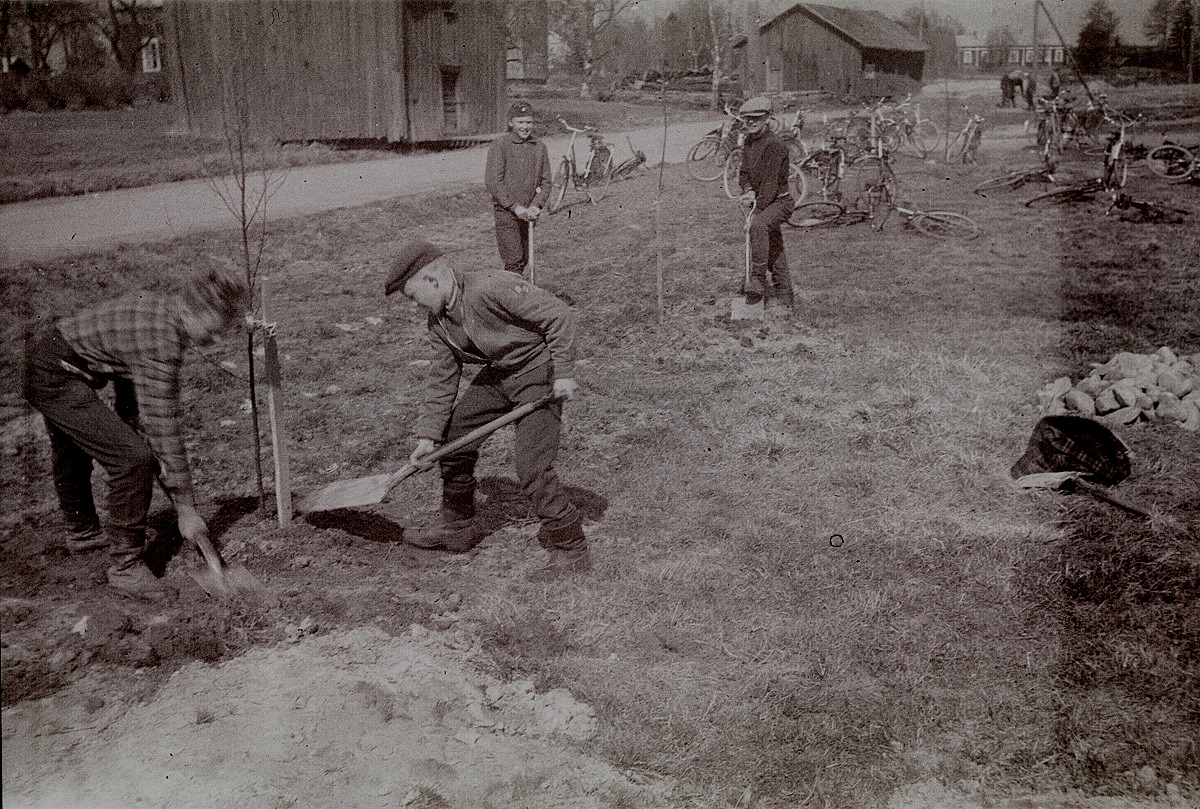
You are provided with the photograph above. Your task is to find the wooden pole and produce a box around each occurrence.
[656,79,667,323]
[1031,0,1039,83]
[260,277,293,528]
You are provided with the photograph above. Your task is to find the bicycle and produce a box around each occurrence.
[797,135,854,201]
[1024,115,1141,208]
[548,117,613,213]
[837,113,899,215]
[789,197,978,239]
[687,104,746,182]
[879,95,938,158]
[1105,192,1190,223]
[974,150,1056,196]
[946,112,985,168]
[1026,95,1074,154]
[1146,141,1198,183]
[610,135,647,182]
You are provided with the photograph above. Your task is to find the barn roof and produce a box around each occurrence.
[758,2,927,53]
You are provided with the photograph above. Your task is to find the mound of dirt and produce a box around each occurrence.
[2,625,673,808]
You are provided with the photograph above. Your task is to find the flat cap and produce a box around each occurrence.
[385,241,443,296]
[509,100,535,118]
[739,96,772,117]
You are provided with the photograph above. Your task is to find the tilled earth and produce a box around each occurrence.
[3,96,1200,807]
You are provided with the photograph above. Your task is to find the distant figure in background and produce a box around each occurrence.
[1047,67,1063,99]
[1000,70,1018,108]
[485,100,553,276]
[1023,71,1038,110]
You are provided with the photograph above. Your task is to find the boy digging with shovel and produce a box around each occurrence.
[385,241,592,580]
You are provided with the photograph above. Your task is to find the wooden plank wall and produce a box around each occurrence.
[166,0,405,142]
[773,12,861,96]
[404,0,504,139]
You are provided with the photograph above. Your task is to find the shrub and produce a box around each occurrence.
[133,72,171,104]
[0,74,22,111]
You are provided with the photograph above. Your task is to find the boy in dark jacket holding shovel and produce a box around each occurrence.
[485,101,553,276]
[384,241,590,580]
[737,96,795,307]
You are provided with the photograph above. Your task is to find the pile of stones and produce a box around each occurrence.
[1037,347,1199,431]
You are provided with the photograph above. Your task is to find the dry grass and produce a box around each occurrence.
[3,99,1198,807]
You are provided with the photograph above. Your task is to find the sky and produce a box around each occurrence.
[627,0,1163,45]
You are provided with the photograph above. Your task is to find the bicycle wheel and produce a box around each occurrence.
[974,173,1028,195]
[585,149,614,203]
[880,122,903,154]
[1024,180,1102,208]
[788,163,808,203]
[946,129,967,162]
[1146,144,1196,182]
[788,201,844,227]
[785,136,809,166]
[687,135,725,181]
[844,156,897,211]
[907,124,929,159]
[722,148,743,200]
[549,157,569,213]
[914,120,939,146]
[866,181,894,231]
[914,211,980,240]
[611,154,644,182]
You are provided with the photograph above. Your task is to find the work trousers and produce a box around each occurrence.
[22,327,157,555]
[438,362,577,531]
[493,208,531,275]
[749,195,795,294]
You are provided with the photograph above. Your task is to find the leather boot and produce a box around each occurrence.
[773,288,794,308]
[106,533,167,600]
[405,494,480,552]
[65,527,108,553]
[530,517,591,581]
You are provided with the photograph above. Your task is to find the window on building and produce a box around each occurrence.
[963,50,972,64]
[141,37,161,73]
[1053,48,1063,63]
[1008,49,1019,63]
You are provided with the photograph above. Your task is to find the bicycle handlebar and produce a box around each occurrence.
[557,116,598,134]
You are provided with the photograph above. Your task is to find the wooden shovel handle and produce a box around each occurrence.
[1072,478,1152,519]
[380,394,561,501]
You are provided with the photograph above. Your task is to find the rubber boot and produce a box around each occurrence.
[106,533,167,601]
[529,517,591,581]
[405,493,480,552]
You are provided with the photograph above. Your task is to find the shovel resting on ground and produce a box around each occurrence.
[295,394,560,515]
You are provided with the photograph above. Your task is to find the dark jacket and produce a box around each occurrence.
[415,270,576,440]
[738,130,791,208]
[485,132,553,211]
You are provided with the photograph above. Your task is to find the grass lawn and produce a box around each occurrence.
[2,82,1198,808]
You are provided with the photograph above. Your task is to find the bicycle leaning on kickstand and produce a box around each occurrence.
[548,116,614,213]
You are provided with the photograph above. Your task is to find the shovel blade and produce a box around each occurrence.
[294,472,397,515]
[730,297,764,321]
[189,562,273,601]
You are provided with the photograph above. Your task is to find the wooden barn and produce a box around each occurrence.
[164,0,506,144]
[736,1,926,96]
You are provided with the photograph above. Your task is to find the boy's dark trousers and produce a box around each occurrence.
[748,195,796,298]
[23,326,157,560]
[493,208,530,275]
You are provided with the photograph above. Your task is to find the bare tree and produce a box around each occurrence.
[202,60,287,516]
[95,0,158,74]
[20,1,92,71]
[549,0,636,97]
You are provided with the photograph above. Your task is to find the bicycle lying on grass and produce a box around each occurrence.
[1146,141,1198,183]
[1106,192,1190,223]
[974,151,1057,196]
[788,198,979,239]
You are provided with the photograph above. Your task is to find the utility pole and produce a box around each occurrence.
[1031,0,1039,81]
[1192,0,1199,83]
